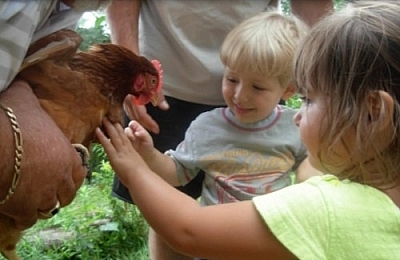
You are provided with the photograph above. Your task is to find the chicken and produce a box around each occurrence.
[0,28,162,260]
[17,28,162,148]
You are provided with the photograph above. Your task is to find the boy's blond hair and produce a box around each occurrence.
[220,9,308,87]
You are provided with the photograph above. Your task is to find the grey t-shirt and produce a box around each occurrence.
[166,106,307,206]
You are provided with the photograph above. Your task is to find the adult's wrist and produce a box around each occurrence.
[0,102,23,205]
[0,104,18,206]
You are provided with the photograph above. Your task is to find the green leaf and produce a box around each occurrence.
[95,16,106,28]
[99,222,119,232]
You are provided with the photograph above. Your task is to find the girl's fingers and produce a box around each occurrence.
[97,118,122,150]
[100,118,131,150]
[95,127,114,152]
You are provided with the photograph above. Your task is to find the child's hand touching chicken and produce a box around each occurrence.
[96,118,151,187]
[124,120,157,162]
[97,118,181,187]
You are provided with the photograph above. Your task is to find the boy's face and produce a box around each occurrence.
[222,67,293,124]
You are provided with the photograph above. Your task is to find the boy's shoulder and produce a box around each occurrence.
[189,107,225,127]
[196,107,225,119]
[277,105,298,120]
[277,105,298,114]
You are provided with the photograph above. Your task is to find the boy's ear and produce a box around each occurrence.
[367,90,394,131]
[281,83,296,101]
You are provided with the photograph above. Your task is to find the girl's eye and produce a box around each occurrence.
[300,95,311,105]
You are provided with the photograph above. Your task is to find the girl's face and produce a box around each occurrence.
[293,90,327,171]
[222,67,293,124]
[293,90,357,173]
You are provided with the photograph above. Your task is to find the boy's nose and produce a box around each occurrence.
[234,85,248,101]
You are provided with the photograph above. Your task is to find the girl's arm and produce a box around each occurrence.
[96,119,297,260]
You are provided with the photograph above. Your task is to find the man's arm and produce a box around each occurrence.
[106,0,141,53]
[0,81,86,229]
[290,0,334,27]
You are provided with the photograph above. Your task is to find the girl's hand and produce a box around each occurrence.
[96,118,150,186]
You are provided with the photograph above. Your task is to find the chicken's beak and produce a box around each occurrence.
[150,93,159,106]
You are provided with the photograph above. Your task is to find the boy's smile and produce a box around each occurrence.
[222,67,293,124]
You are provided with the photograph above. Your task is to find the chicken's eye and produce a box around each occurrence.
[151,77,157,85]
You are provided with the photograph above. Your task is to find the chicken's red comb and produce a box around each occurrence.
[151,59,163,94]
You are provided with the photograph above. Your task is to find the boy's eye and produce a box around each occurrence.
[227,77,238,84]
[253,85,265,91]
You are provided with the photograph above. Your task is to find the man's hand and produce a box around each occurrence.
[0,80,86,229]
[123,92,169,134]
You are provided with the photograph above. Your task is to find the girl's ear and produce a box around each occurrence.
[367,90,394,131]
[281,83,296,101]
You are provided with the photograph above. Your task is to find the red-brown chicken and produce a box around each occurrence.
[17,28,162,149]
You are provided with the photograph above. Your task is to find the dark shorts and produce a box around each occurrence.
[112,96,222,203]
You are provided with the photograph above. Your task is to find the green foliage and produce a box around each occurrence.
[286,94,302,109]
[281,0,291,14]
[89,143,108,175]
[282,0,346,15]
[76,13,110,51]
[16,161,149,260]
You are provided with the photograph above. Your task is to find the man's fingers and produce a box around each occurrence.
[156,92,169,111]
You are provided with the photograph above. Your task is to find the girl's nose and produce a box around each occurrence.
[293,110,301,127]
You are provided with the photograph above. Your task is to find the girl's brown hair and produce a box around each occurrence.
[294,1,400,187]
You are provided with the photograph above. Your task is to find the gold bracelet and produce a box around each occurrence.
[0,101,23,205]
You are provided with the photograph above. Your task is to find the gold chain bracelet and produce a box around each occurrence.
[0,101,23,205]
